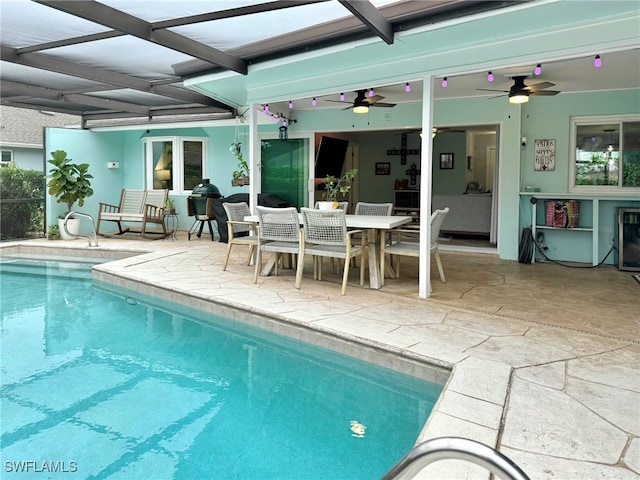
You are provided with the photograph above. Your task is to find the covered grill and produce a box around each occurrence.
[187,179,222,241]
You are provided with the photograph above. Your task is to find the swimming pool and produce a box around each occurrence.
[0,254,443,479]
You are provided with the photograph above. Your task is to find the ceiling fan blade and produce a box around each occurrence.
[524,81,556,92]
[477,88,509,93]
[370,103,395,108]
[530,90,560,96]
[364,95,385,104]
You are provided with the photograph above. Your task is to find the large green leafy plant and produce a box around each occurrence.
[47,150,94,215]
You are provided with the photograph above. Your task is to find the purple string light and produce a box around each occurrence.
[405,83,411,93]
[534,64,542,75]
[594,55,602,68]
[487,71,494,82]
[441,77,448,88]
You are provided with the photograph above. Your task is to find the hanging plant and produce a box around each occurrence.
[230,142,250,186]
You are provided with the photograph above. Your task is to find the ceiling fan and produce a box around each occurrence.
[478,75,560,103]
[326,89,396,113]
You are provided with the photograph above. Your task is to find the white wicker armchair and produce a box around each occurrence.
[222,202,259,271]
[300,207,366,295]
[254,206,305,287]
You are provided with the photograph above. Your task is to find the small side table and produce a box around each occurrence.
[164,213,179,241]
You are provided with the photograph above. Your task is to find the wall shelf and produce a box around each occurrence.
[520,193,640,266]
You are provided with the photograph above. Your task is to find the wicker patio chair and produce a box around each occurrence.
[300,207,366,295]
[254,206,305,286]
[222,202,259,271]
[381,207,449,287]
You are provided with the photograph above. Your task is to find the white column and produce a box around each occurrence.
[418,76,435,298]
[248,104,261,213]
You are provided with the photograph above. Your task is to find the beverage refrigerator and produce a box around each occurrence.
[616,208,640,272]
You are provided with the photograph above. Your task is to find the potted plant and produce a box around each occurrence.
[318,168,358,209]
[230,142,250,186]
[46,224,60,240]
[163,197,176,215]
[47,150,94,240]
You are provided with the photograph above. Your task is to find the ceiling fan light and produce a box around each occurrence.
[353,105,369,114]
[509,92,529,104]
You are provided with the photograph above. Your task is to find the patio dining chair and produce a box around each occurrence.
[300,207,366,295]
[354,202,393,216]
[222,202,259,271]
[254,206,305,287]
[381,207,449,287]
[352,202,394,266]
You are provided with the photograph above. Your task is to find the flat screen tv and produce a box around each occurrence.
[315,136,349,179]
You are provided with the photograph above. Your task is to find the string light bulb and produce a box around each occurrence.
[288,100,293,109]
[534,64,542,75]
[441,77,448,88]
[405,82,411,93]
[264,104,269,113]
[340,93,345,101]
[311,97,317,106]
[368,88,374,97]
[487,71,494,82]
[594,55,602,68]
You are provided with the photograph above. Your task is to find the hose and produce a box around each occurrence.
[519,226,616,268]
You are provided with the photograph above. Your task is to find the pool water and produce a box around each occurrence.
[0,256,443,479]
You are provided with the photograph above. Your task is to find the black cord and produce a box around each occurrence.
[523,227,617,268]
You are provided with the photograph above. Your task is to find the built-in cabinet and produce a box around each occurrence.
[521,193,640,266]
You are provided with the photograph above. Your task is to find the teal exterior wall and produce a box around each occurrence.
[45,86,639,263]
[42,0,639,263]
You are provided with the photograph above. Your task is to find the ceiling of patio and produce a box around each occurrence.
[2,1,638,129]
[0,0,529,127]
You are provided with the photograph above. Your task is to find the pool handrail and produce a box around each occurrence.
[63,211,99,247]
[381,437,531,480]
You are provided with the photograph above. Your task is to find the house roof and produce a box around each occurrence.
[0,0,525,128]
[0,105,80,147]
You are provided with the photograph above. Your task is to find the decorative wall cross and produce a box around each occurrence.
[406,162,420,185]
[386,133,419,165]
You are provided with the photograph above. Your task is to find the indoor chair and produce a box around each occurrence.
[222,202,259,271]
[254,206,305,287]
[300,207,366,295]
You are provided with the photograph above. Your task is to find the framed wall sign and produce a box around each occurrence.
[375,162,390,175]
[440,153,454,169]
[534,139,556,171]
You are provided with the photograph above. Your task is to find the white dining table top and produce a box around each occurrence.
[244,213,413,230]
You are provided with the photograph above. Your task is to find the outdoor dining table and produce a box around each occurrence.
[245,213,413,289]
